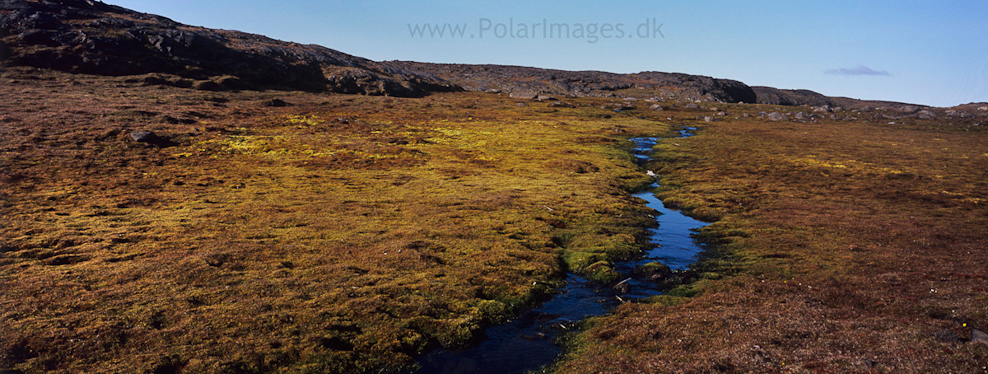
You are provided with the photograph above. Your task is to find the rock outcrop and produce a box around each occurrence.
[0,0,459,96]
[387,61,758,104]
[752,86,923,111]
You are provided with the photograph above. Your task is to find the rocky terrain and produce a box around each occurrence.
[752,86,927,111]
[0,0,458,96]
[387,61,758,104]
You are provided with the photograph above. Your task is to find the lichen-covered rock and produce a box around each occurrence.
[767,112,789,122]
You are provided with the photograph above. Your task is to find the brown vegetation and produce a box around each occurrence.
[0,66,669,373]
[554,102,988,373]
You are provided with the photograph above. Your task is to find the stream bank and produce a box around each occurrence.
[414,129,708,374]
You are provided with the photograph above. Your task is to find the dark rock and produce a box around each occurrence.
[638,262,672,281]
[265,98,289,107]
[767,112,789,122]
[130,130,159,143]
[130,130,177,147]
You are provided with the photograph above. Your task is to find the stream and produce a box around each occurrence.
[414,128,708,374]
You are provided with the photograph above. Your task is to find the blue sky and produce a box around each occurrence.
[111,0,987,107]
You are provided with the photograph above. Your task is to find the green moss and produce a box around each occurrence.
[475,299,513,324]
[1,81,686,373]
[583,261,622,283]
[664,284,699,298]
[639,261,671,277]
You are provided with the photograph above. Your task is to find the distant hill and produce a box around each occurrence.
[0,0,951,109]
[0,0,458,96]
[387,61,758,104]
[752,86,923,110]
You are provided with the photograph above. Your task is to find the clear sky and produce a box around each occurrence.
[109,0,988,107]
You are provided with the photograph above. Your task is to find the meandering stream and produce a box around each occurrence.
[414,128,708,374]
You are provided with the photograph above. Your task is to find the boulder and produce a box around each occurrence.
[917,110,936,120]
[973,329,988,344]
[130,130,159,143]
[638,262,672,281]
[899,105,920,114]
[548,101,575,108]
[509,90,538,99]
[130,130,176,147]
[767,112,789,122]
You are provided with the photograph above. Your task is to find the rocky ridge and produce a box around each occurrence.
[0,0,458,96]
[386,61,758,104]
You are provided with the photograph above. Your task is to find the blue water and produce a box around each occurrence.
[413,129,707,374]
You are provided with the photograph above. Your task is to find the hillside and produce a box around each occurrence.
[0,0,458,96]
[387,61,758,104]
[752,86,924,111]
